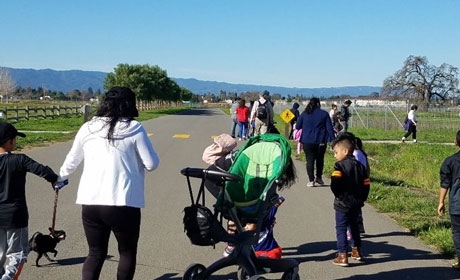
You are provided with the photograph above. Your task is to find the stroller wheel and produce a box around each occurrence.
[237,266,249,280]
[237,266,265,280]
[248,276,266,280]
[183,263,206,280]
[281,268,300,280]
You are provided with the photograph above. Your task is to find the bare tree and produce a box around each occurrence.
[381,56,460,107]
[0,68,15,103]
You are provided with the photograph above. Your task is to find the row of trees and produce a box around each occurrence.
[1,56,459,106]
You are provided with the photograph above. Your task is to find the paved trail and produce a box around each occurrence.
[18,108,460,279]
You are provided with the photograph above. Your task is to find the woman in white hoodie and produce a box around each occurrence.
[59,86,159,280]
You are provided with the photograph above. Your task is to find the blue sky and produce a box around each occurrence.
[1,1,459,88]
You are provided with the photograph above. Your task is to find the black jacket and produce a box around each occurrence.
[440,151,460,215]
[0,152,58,228]
[330,155,370,213]
[340,105,351,122]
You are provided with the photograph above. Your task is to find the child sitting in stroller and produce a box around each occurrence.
[246,196,285,259]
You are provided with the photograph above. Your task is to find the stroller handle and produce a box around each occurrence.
[180,167,242,182]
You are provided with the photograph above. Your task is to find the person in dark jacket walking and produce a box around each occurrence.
[438,130,460,269]
[340,100,352,133]
[330,132,370,267]
[288,102,300,140]
[295,98,335,187]
[0,122,60,280]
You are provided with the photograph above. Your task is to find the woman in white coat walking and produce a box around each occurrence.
[59,86,159,280]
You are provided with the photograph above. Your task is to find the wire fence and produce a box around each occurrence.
[274,101,460,133]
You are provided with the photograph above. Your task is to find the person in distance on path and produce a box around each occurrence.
[295,97,335,187]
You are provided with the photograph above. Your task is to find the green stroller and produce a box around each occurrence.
[181,133,299,280]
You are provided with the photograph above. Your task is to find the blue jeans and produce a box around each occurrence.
[451,214,460,258]
[237,121,249,138]
[335,208,361,253]
[231,119,238,137]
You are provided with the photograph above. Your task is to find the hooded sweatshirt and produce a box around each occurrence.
[60,117,159,208]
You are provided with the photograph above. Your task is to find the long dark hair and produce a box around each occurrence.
[305,97,321,114]
[95,86,139,141]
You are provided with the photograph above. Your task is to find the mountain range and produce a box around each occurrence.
[3,67,381,97]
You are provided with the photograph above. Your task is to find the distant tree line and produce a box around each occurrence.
[1,56,458,107]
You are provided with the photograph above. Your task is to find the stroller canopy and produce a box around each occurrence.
[224,133,291,216]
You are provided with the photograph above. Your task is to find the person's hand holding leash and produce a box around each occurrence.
[54,176,69,190]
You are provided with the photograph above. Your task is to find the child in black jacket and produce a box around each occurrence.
[330,132,370,267]
[0,122,60,280]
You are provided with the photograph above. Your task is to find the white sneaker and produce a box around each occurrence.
[307,181,315,187]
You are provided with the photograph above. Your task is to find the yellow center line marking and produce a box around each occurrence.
[173,134,190,139]
[147,133,153,137]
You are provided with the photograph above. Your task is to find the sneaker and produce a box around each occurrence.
[315,177,325,185]
[307,181,315,187]
[223,245,235,257]
[333,253,349,267]
[351,247,362,261]
[452,259,460,269]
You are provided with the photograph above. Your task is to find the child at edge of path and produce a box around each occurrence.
[0,122,63,280]
[438,130,460,269]
[347,137,370,241]
[330,132,370,267]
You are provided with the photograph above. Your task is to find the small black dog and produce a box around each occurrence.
[28,227,66,267]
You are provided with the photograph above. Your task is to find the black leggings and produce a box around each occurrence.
[302,143,327,182]
[81,205,141,280]
[403,123,417,140]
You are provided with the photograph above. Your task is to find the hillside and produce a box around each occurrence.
[3,67,381,97]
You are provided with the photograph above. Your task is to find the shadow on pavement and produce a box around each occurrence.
[175,108,225,116]
[56,256,87,266]
[283,234,445,264]
[153,271,236,280]
[56,254,114,266]
[334,267,460,280]
[281,233,460,278]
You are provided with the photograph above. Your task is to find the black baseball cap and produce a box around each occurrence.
[0,122,26,145]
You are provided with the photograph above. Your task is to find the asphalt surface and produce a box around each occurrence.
[18,107,460,280]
